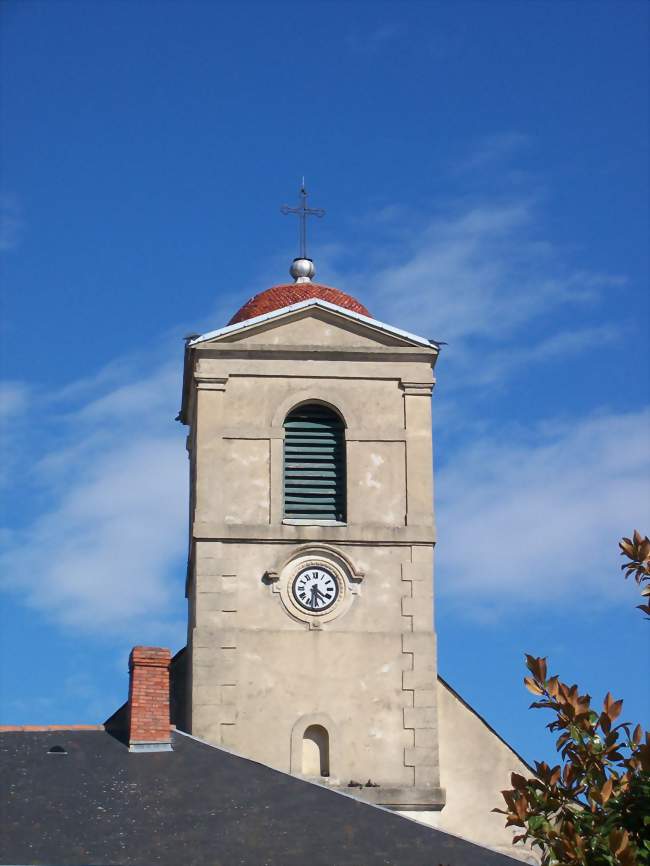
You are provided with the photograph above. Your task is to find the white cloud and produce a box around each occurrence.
[335,196,627,394]
[363,200,620,345]
[74,363,179,424]
[0,360,187,640]
[436,409,650,607]
[34,362,180,482]
[1,436,187,633]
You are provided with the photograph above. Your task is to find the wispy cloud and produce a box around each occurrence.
[345,22,404,54]
[339,197,626,390]
[436,409,650,609]
[0,359,187,641]
[0,381,31,487]
[452,324,620,388]
[0,380,29,420]
[2,670,123,724]
[365,199,619,342]
[2,436,186,633]
[0,193,25,252]
[454,132,531,173]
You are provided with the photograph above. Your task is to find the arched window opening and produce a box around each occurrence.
[302,724,330,777]
[283,404,345,522]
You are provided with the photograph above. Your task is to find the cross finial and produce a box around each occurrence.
[281,182,325,282]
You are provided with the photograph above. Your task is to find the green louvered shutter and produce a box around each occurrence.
[283,405,346,521]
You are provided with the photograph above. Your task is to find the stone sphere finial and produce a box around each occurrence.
[290,257,316,283]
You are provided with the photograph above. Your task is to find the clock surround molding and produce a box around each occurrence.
[269,543,364,627]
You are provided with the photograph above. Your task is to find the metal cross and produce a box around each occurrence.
[280,180,325,260]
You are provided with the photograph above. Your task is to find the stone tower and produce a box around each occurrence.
[178,272,445,812]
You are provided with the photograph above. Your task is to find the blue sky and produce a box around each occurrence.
[1,0,648,770]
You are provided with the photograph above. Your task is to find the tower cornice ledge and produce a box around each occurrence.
[336,785,446,811]
[193,344,438,358]
[191,523,436,544]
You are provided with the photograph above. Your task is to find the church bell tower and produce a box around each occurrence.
[178,192,444,812]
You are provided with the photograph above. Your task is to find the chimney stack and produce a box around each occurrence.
[127,646,172,752]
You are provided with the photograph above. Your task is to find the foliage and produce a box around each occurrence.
[619,531,650,619]
[494,533,650,866]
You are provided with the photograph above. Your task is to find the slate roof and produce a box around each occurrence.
[1,728,522,866]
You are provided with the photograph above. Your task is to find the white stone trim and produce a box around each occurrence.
[188,298,439,349]
[270,389,360,429]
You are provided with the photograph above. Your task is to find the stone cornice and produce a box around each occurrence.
[340,785,446,810]
[192,522,435,545]
[193,344,437,359]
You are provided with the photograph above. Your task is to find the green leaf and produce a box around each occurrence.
[527,815,547,832]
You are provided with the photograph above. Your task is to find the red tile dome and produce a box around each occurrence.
[228,283,371,325]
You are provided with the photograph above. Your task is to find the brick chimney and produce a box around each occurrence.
[127,646,172,752]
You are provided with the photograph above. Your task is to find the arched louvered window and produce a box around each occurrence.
[283,404,346,522]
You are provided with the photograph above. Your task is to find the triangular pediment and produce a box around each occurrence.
[220,308,407,348]
[190,299,436,351]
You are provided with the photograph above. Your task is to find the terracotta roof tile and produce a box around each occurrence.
[228,283,370,325]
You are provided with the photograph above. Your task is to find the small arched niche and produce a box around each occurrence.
[302,724,330,777]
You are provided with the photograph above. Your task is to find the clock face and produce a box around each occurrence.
[291,566,340,613]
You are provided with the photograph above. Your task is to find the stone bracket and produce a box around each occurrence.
[194,373,228,391]
[399,381,434,396]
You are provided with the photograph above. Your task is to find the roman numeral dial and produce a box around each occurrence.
[291,566,339,613]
